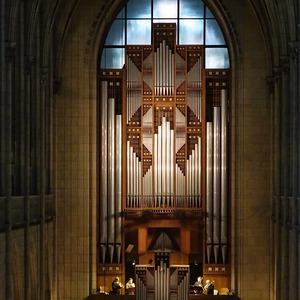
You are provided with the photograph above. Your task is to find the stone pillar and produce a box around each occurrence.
[24,55,34,300]
[5,41,16,300]
[288,41,299,300]
[0,0,5,195]
[40,67,49,300]
[271,67,282,300]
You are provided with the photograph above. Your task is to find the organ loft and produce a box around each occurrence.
[97,23,231,298]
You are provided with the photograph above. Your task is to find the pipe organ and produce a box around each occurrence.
[98,23,231,295]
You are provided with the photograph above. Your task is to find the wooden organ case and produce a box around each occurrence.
[98,23,231,298]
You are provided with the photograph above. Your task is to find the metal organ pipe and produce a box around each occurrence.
[157,124,162,204]
[166,120,170,205]
[162,117,166,204]
[154,133,158,206]
[221,89,228,263]
[127,141,131,207]
[153,117,175,207]
[155,41,174,95]
[126,141,142,208]
[186,137,202,208]
[170,128,174,206]
[206,122,213,263]
[108,98,115,263]
[115,115,122,263]
[213,107,221,263]
[100,81,108,263]
[198,137,202,207]
[143,166,152,207]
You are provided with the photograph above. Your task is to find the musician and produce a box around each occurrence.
[125,278,135,295]
[111,277,124,295]
[204,279,214,295]
[193,276,203,294]
[194,276,203,287]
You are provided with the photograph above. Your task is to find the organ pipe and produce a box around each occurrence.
[213,107,221,263]
[155,42,174,95]
[221,89,228,263]
[155,261,169,300]
[100,81,108,263]
[206,91,229,265]
[162,117,166,204]
[170,128,174,206]
[108,98,115,263]
[126,141,142,208]
[206,122,213,263]
[115,115,122,262]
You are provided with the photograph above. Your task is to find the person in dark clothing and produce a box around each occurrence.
[111,277,124,295]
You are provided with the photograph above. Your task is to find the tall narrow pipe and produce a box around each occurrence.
[161,117,166,204]
[162,41,165,95]
[194,144,197,207]
[100,82,108,262]
[115,115,122,261]
[154,133,158,206]
[221,89,228,264]
[166,119,170,205]
[213,107,221,263]
[170,129,174,206]
[108,98,115,262]
[126,141,130,207]
[198,137,202,207]
[158,124,162,205]
[159,45,162,94]
[206,122,213,263]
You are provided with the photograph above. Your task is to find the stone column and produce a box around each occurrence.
[40,67,49,300]
[5,41,16,300]
[270,67,282,300]
[0,0,5,195]
[278,55,290,300]
[24,55,34,300]
[288,41,299,300]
